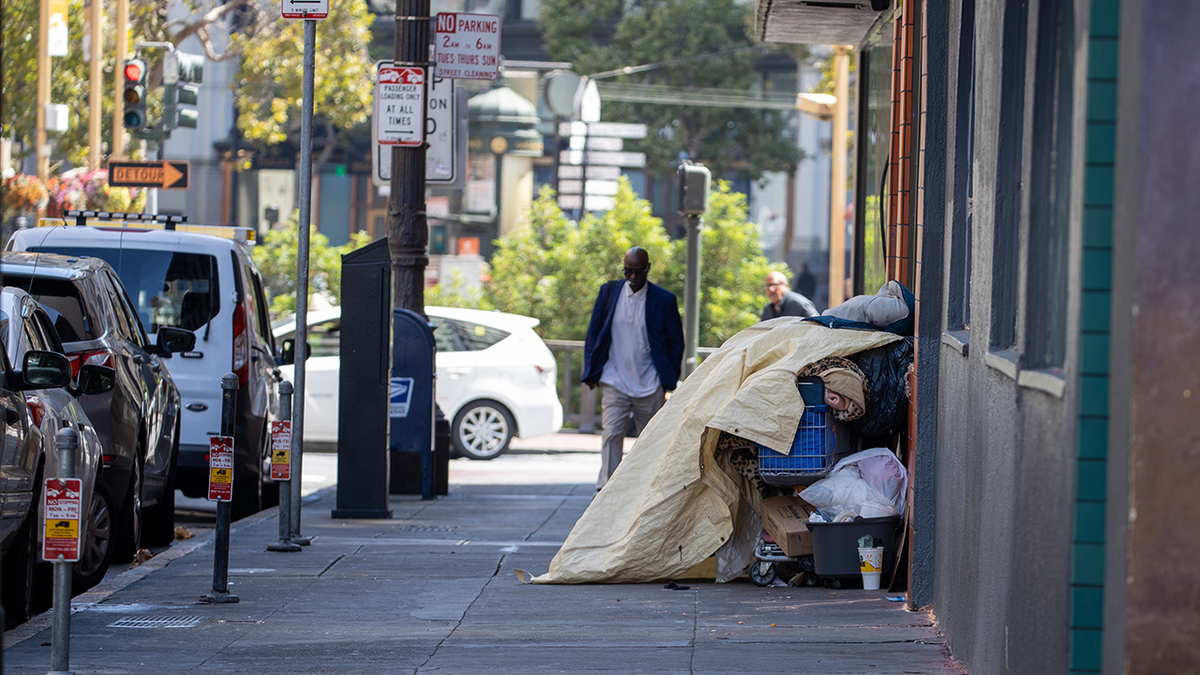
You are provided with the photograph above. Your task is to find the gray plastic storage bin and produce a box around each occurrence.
[805,515,903,584]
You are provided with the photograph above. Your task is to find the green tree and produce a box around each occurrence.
[538,0,800,179]
[485,179,781,348]
[251,213,370,317]
[230,0,374,169]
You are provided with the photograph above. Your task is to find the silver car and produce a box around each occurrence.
[0,287,114,593]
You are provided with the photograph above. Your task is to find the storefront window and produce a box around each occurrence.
[856,20,894,297]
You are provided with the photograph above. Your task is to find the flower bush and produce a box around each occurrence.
[46,168,145,215]
[2,172,50,217]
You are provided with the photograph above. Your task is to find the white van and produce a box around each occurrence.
[9,219,281,519]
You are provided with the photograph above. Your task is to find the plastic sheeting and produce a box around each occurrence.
[531,319,901,584]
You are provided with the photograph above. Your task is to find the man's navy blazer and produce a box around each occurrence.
[581,280,685,392]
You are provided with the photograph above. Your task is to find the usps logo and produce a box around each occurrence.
[390,377,415,418]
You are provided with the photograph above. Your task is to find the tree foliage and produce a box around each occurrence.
[483,179,786,347]
[230,0,374,168]
[251,212,370,317]
[538,0,801,179]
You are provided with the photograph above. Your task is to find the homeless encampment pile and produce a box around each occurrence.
[528,296,914,584]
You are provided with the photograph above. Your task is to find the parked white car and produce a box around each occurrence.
[273,306,563,460]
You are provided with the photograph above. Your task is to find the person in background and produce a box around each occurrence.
[761,270,818,320]
[793,262,817,301]
[582,246,685,491]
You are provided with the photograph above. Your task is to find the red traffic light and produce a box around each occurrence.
[123,60,144,82]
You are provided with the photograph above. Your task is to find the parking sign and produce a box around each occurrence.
[43,478,82,562]
[208,436,234,502]
[375,66,425,147]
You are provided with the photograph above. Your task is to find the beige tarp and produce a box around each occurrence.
[532,319,900,584]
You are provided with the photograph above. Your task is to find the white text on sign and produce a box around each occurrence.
[271,420,292,481]
[43,478,82,562]
[375,66,426,146]
[434,12,500,81]
[208,436,234,502]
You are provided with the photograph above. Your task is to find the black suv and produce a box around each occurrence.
[1,252,195,560]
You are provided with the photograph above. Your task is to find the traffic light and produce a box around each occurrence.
[164,51,204,130]
[677,160,711,215]
[121,58,148,130]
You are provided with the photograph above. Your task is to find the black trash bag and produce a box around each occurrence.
[848,337,915,439]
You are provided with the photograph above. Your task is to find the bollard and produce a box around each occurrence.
[49,427,77,675]
[268,381,301,552]
[201,373,240,604]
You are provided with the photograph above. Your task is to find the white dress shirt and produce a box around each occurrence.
[600,281,660,398]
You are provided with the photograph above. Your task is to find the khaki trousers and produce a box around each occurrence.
[597,384,665,490]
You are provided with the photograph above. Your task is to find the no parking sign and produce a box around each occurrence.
[43,478,82,562]
[208,436,234,502]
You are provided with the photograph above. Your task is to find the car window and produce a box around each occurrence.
[448,318,509,351]
[13,276,97,342]
[23,317,46,352]
[0,309,9,352]
[430,316,460,353]
[104,271,146,347]
[33,310,65,352]
[308,320,341,358]
[250,270,275,350]
[29,246,221,333]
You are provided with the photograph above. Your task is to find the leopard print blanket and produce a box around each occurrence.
[796,356,869,422]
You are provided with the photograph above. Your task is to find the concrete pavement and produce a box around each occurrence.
[2,439,964,674]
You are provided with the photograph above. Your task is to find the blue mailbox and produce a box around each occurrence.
[390,308,436,500]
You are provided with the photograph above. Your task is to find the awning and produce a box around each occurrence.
[754,0,891,46]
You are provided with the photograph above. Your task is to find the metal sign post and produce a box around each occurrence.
[268,382,301,552]
[47,428,80,675]
[287,11,321,545]
[201,374,239,604]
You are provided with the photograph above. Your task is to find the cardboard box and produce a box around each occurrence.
[760,496,815,557]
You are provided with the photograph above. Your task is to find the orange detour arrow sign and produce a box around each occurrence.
[108,160,190,189]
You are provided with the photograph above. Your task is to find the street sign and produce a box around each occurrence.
[376,65,425,147]
[208,436,234,502]
[557,194,615,211]
[270,421,292,481]
[434,12,500,81]
[375,68,466,187]
[558,121,648,138]
[42,478,82,562]
[559,150,646,167]
[558,164,621,181]
[108,160,190,189]
[282,0,327,19]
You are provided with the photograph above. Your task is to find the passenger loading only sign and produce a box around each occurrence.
[375,65,425,146]
[434,12,500,81]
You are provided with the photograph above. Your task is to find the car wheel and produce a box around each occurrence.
[112,458,143,565]
[452,400,515,461]
[141,431,178,548]
[2,467,44,627]
[72,477,116,592]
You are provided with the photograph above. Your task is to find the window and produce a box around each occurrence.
[1023,0,1074,369]
[105,271,148,347]
[307,321,341,358]
[989,0,1029,352]
[856,20,895,298]
[31,246,220,333]
[948,0,976,332]
[448,319,509,351]
[17,277,95,342]
[430,316,460,353]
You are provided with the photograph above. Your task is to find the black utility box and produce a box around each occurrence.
[805,515,903,584]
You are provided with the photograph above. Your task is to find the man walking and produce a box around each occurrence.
[761,270,818,320]
[582,246,684,491]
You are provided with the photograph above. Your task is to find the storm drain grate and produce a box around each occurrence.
[108,615,204,629]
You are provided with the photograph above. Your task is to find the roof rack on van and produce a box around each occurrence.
[42,211,256,243]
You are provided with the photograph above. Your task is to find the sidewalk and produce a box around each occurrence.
[3,454,963,674]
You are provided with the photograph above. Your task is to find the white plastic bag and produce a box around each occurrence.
[799,448,908,518]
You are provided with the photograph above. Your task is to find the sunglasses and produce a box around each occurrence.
[623,266,649,276]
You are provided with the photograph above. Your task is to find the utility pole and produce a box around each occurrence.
[36,0,51,180]
[88,0,103,169]
[387,0,431,313]
[111,0,129,158]
[827,45,850,308]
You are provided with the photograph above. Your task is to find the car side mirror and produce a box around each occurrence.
[275,338,311,367]
[18,350,72,390]
[76,364,116,396]
[156,326,197,354]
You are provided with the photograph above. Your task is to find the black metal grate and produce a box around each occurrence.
[108,616,204,628]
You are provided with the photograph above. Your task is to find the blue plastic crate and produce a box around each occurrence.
[758,405,836,478]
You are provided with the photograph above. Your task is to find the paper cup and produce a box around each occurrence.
[859,546,883,590]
